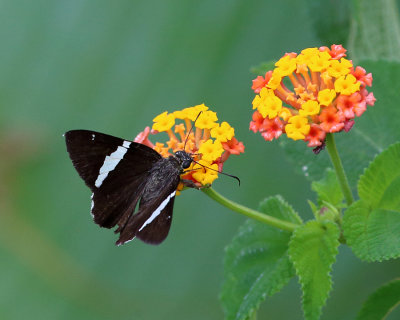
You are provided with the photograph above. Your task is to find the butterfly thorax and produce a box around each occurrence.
[173,150,194,170]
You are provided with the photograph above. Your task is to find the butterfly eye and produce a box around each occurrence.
[182,159,192,169]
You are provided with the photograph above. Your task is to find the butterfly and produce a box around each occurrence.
[64,129,198,245]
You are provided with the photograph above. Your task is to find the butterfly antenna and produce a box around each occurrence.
[183,111,203,152]
[193,160,241,186]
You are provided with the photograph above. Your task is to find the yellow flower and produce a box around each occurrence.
[318,89,336,106]
[192,160,219,185]
[174,104,209,121]
[327,58,352,78]
[266,69,283,90]
[192,103,209,114]
[285,116,310,140]
[307,51,331,72]
[275,55,297,76]
[300,47,319,57]
[296,47,319,65]
[299,100,320,116]
[278,107,293,121]
[173,109,188,120]
[196,110,218,129]
[198,139,224,162]
[210,122,235,142]
[152,112,175,132]
[256,91,282,119]
[334,74,361,95]
[252,87,274,110]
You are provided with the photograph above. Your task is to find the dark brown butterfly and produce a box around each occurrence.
[65,130,196,245]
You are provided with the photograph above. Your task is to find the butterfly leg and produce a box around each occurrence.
[180,179,201,189]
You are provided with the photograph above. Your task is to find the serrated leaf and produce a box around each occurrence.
[343,143,400,261]
[259,194,303,225]
[358,142,400,208]
[356,278,400,320]
[348,0,400,62]
[289,221,340,320]
[221,196,299,320]
[343,200,400,262]
[305,0,351,45]
[311,168,344,208]
[250,61,275,75]
[280,61,400,190]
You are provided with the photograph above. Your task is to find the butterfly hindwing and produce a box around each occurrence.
[116,157,181,245]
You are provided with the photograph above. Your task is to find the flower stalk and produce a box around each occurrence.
[325,133,354,206]
[201,187,299,232]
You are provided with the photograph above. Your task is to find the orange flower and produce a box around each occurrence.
[249,44,375,150]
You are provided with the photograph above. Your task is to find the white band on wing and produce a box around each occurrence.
[138,190,176,232]
[94,141,131,188]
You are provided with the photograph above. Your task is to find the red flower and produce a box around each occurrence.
[319,107,345,133]
[222,137,245,155]
[260,117,283,141]
[304,124,326,147]
[251,71,273,93]
[249,110,265,132]
[336,93,363,119]
[134,126,154,148]
[352,66,373,86]
[320,44,347,60]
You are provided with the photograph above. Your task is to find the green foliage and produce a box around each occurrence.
[288,221,340,320]
[343,201,400,261]
[358,142,400,208]
[280,60,400,189]
[220,196,301,320]
[0,1,319,319]
[356,278,400,320]
[348,0,400,62]
[311,168,344,208]
[343,143,400,261]
[250,61,275,76]
[305,0,351,45]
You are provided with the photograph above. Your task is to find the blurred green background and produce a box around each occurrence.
[0,0,399,319]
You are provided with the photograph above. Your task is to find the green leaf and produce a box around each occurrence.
[358,142,400,208]
[220,196,299,320]
[280,61,400,190]
[311,168,344,208]
[348,0,400,62]
[250,61,275,75]
[356,278,400,320]
[343,143,400,261]
[289,221,340,320]
[343,200,400,261]
[305,0,351,45]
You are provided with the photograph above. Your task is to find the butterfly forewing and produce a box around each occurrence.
[65,130,161,191]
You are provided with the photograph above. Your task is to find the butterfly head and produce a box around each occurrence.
[174,150,194,169]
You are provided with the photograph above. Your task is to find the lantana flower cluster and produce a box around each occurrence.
[250,45,376,149]
[134,104,244,189]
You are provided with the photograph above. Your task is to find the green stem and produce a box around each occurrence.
[325,133,354,206]
[201,187,299,232]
